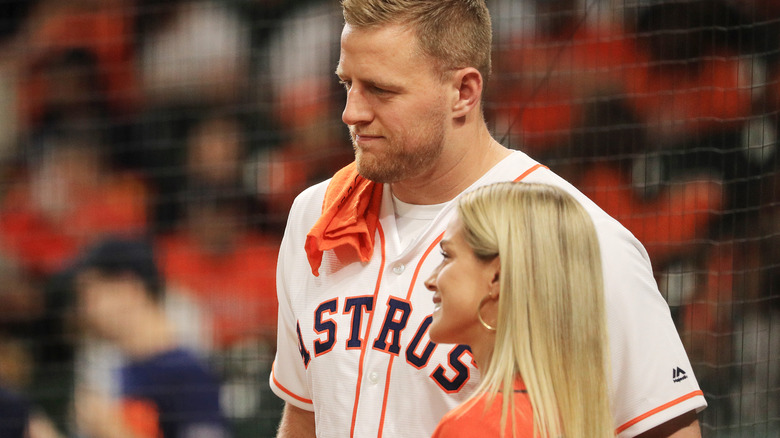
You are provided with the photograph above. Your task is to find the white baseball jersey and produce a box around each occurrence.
[270,151,707,437]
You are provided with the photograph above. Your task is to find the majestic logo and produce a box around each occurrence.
[672,367,688,383]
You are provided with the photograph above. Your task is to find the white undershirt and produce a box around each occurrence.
[392,195,448,250]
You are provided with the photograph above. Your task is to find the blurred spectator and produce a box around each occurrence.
[158,185,278,350]
[70,237,229,438]
[617,5,780,432]
[625,0,754,143]
[18,0,139,133]
[553,97,724,269]
[489,0,636,158]
[184,110,247,191]
[626,1,774,280]
[264,1,340,132]
[157,184,281,429]
[137,0,250,107]
[154,110,281,429]
[578,164,723,267]
[144,107,250,231]
[254,1,352,219]
[20,48,110,134]
[0,122,148,276]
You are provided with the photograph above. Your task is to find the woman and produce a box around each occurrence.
[425,182,614,438]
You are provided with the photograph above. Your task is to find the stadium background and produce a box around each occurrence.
[0,0,776,436]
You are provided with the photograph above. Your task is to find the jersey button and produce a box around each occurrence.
[369,372,379,384]
[392,263,405,275]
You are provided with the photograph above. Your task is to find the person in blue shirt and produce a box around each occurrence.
[70,237,229,438]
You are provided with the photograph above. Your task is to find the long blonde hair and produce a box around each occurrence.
[457,182,614,438]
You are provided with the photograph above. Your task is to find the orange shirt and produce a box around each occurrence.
[20,7,139,128]
[157,233,279,348]
[432,381,533,438]
[493,24,637,155]
[0,173,148,275]
[579,164,722,266]
[624,50,751,137]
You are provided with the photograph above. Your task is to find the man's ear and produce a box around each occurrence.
[451,67,483,118]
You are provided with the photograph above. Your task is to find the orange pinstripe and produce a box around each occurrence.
[355,163,547,437]
[513,163,547,182]
[272,362,313,405]
[376,233,445,437]
[349,223,387,438]
[616,390,704,434]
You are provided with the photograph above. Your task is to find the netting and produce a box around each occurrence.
[489,1,779,436]
[0,0,776,437]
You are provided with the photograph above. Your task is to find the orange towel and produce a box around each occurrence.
[305,162,383,276]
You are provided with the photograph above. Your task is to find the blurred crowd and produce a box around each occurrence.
[0,0,777,437]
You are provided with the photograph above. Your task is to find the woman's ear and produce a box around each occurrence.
[488,256,500,296]
[451,67,483,118]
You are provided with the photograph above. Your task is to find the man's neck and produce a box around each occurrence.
[391,128,510,205]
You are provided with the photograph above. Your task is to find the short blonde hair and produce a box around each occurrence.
[457,182,614,438]
[341,0,492,82]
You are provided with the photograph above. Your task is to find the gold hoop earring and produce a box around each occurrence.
[477,295,496,332]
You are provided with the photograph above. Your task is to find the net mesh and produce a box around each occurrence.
[0,0,776,437]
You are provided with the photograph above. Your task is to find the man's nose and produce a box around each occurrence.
[342,86,373,126]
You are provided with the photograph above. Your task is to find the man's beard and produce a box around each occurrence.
[350,115,446,184]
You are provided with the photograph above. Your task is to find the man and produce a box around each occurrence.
[270,1,707,437]
[70,237,229,438]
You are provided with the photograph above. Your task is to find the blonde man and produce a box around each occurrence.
[270,0,705,436]
[425,182,613,438]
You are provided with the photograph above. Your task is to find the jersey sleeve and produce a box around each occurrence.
[595,217,707,437]
[269,192,316,411]
[493,160,706,436]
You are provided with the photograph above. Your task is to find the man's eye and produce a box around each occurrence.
[371,86,393,96]
[339,80,352,90]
